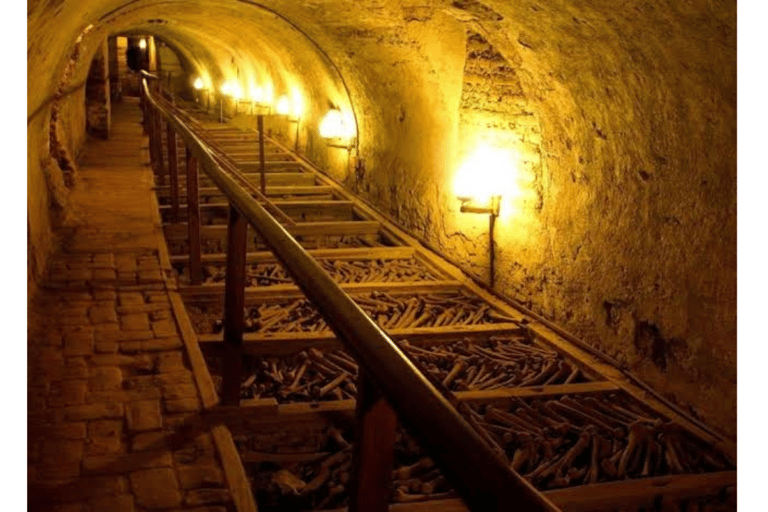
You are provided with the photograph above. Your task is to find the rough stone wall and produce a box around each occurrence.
[86,42,111,139]
[108,36,122,102]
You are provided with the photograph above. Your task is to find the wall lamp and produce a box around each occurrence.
[319,109,356,151]
[458,195,501,288]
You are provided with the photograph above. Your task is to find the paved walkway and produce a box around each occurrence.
[28,100,235,512]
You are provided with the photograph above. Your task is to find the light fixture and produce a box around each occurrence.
[454,143,514,289]
[319,109,356,149]
[249,85,263,103]
[138,38,147,50]
[193,77,204,90]
[275,95,291,116]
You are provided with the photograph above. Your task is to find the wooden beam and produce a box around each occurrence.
[161,200,355,220]
[163,221,381,240]
[206,383,620,425]
[181,281,464,301]
[350,373,397,512]
[156,185,335,197]
[221,205,247,406]
[197,323,525,357]
[170,246,416,264]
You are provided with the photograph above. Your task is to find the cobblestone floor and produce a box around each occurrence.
[28,100,234,512]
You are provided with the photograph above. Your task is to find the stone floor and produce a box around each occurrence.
[28,100,234,512]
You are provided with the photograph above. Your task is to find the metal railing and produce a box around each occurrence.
[140,77,560,512]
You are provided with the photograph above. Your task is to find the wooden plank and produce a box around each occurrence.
[207,383,619,427]
[453,381,619,403]
[197,323,525,357]
[222,205,247,406]
[161,200,355,220]
[186,149,202,284]
[156,185,335,197]
[197,172,315,187]
[170,246,415,264]
[181,281,464,301]
[167,291,219,408]
[210,426,259,512]
[164,221,381,239]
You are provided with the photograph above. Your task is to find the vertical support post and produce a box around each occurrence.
[139,81,146,131]
[221,205,247,406]
[294,118,301,153]
[146,104,156,166]
[186,148,202,285]
[167,123,179,223]
[488,195,500,289]
[257,115,266,195]
[154,108,166,186]
[349,372,397,512]
[489,212,495,289]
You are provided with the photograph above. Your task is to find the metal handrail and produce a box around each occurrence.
[141,78,560,512]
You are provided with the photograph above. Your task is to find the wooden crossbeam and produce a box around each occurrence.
[197,323,526,357]
[163,221,381,240]
[170,246,416,264]
[156,185,335,197]
[181,280,464,301]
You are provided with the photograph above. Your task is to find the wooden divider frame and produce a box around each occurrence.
[141,77,560,512]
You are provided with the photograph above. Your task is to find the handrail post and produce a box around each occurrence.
[146,103,156,167]
[349,372,397,512]
[186,148,202,284]
[167,123,179,223]
[154,107,166,186]
[221,205,247,405]
[257,115,266,195]
[140,81,146,132]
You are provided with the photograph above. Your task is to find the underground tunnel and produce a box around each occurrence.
[27,1,737,511]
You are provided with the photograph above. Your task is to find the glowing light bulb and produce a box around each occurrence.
[453,143,517,206]
[320,109,354,139]
[264,83,274,105]
[276,95,291,116]
[249,85,263,103]
[193,77,204,90]
[138,38,147,50]
[290,87,304,118]
[231,82,243,100]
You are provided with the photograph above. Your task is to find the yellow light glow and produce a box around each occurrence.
[453,143,520,208]
[290,87,304,118]
[276,95,291,116]
[249,84,263,103]
[320,109,345,139]
[221,80,243,99]
[193,77,204,90]
[138,38,147,50]
[264,83,274,105]
[232,82,243,100]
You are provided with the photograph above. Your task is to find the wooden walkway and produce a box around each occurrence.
[27,99,245,512]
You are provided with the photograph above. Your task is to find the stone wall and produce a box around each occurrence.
[86,42,111,139]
